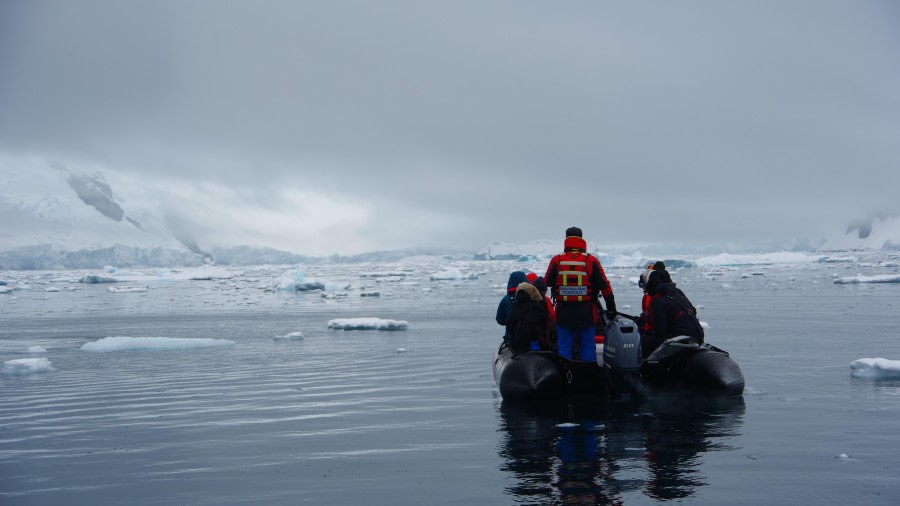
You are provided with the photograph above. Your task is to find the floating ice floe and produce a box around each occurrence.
[817,255,859,264]
[360,272,411,278]
[430,269,476,281]
[81,266,234,285]
[327,318,409,331]
[81,274,119,283]
[107,286,149,293]
[700,321,710,329]
[0,286,12,294]
[45,286,61,292]
[295,282,326,291]
[396,348,409,353]
[273,332,304,341]
[27,346,47,353]
[696,252,823,267]
[3,357,56,375]
[849,358,900,379]
[556,423,579,429]
[81,336,236,352]
[834,274,900,285]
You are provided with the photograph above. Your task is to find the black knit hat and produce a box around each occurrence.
[565,226,583,238]
[653,261,666,271]
[532,276,548,296]
[645,269,672,294]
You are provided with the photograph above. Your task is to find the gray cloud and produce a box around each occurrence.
[2,0,899,253]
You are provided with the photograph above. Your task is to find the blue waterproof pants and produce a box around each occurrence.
[556,324,596,362]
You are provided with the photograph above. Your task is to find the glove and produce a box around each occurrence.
[604,294,617,320]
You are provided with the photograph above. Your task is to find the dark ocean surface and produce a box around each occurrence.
[2,257,899,505]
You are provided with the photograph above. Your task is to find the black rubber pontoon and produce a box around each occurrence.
[493,343,606,401]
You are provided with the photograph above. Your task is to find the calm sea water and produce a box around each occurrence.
[2,257,899,505]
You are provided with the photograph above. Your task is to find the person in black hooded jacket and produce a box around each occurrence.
[497,271,529,342]
[642,270,704,359]
[506,282,554,354]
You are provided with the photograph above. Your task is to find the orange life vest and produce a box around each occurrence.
[554,237,593,303]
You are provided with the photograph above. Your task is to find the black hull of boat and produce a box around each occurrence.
[493,346,606,401]
[643,346,745,397]
[493,342,744,401]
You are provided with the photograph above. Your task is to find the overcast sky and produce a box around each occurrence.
[1,1,899,255]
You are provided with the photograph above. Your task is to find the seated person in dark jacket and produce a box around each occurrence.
[642,270,705,359]
[497,271,528,342]
[506,282,555,354]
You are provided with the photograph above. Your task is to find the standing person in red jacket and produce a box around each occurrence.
[544,226,616,362]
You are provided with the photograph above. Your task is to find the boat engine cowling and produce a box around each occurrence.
[602,318,642,399]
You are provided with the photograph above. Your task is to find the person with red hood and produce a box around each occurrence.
[525,272,556,323]
[544,226,616,362]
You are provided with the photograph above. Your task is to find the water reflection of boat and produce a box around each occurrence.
[497,396,746,504]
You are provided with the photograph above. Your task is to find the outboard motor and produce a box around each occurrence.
[602,317,643,400]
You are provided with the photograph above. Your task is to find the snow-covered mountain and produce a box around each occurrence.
[821,214,900,251]
[2,157,898,270]
[0,158,211,269]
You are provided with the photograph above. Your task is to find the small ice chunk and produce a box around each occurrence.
[849,358,900,379]
[107,286,149,293]
[295,282,326,291]
[3,357,56,375]
[27,346,47,353]
[81,274,119,284]
[327,318,408,331]
[274,332,304,341]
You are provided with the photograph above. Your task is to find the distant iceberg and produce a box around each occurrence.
[3,357,56,375]
[327,318,408,331]
[275,269,333,292]
[81,336,236,352]
[834,274,900,285]
[850,358,900,379]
